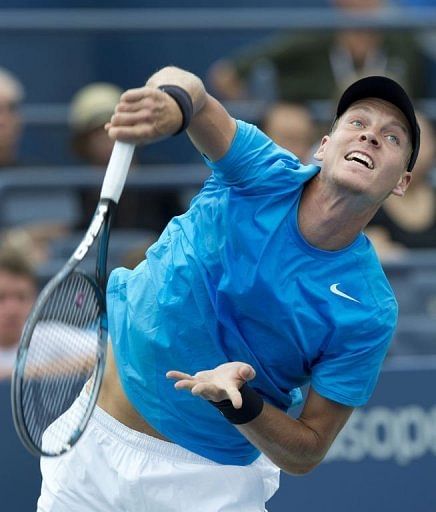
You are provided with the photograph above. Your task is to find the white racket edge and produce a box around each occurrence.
[100,140,135,203]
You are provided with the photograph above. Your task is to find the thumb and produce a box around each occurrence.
[238,364,256,382]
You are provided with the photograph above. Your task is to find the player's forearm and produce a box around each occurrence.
[146,66,207,117]
[236,402,326,475]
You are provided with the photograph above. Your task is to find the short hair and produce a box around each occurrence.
[0,250,37,286]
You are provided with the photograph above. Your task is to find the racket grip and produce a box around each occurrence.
[100,141,135,203]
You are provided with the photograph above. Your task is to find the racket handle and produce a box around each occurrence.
[100,141,135,203]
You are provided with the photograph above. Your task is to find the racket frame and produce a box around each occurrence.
[11,198,116,457]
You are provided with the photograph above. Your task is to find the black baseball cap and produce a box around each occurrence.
[335,76,420,172]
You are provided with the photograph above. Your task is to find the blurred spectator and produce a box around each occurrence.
[261,102,317,163]
[70,82,122,166]
[70,82,183,233]
[0,68,70,265]
[0,249,37,380]
[366,112,436,259]
[0,227,51,267]
[0,67,24,167]
[208,0,430,103]
[121,232,159,270]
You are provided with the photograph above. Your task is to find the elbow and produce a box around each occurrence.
[280,448,326,476]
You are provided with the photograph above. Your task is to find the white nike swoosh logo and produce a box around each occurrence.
[329,283,360,303]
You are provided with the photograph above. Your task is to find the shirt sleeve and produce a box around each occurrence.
[310,305,398,407]
[204,120,319,193]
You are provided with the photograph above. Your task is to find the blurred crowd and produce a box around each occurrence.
[207,0,436,264]
[0,0,436,378]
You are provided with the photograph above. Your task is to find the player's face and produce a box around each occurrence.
[314,98,412,203]
[0,271,36,349]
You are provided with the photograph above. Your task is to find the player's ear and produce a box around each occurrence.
[391,172,412,197]
[313,135,330,162]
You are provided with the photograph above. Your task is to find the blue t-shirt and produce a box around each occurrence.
[107,120,398,466]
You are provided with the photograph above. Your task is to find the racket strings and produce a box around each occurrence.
[20,271,103,455]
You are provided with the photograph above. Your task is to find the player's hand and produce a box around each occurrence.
[105,86,183,145]
[166,362,256,409]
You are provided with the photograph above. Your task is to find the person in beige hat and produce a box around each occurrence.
[70,82,183,233]
[69,82,122,166]
[0,67,24,168]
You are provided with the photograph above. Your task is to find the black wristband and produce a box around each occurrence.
[209,383,264,425]
[157,84,193,135]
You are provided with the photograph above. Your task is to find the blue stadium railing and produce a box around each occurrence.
[1,7,436,31]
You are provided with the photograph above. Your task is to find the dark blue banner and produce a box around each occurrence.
[268,356,436,512]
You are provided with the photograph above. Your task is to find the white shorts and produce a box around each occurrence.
[37,395,280,512]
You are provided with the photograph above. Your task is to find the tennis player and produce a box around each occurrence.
[37,68,420,512]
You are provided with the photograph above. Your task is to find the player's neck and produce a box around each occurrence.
[298,177,378,251]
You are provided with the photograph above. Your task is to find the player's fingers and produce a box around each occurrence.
[120,86,164,106]
[238,364,256,382]
[106,124,153,143]
[194,369,212,379]
[116,101,144,113]
[110,111,151,127]
[227,387,242,409]
[120,87,148,102]
[174,379,196,391]
[106,127,138,143]
[166,370,194,380]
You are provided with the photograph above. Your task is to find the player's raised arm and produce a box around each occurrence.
[105,66,236,162]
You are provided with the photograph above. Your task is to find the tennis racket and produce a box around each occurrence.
[11,140,135,457]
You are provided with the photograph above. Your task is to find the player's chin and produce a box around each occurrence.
[332,170,374,195]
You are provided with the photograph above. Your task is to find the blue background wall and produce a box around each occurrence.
[268,363,436,511]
